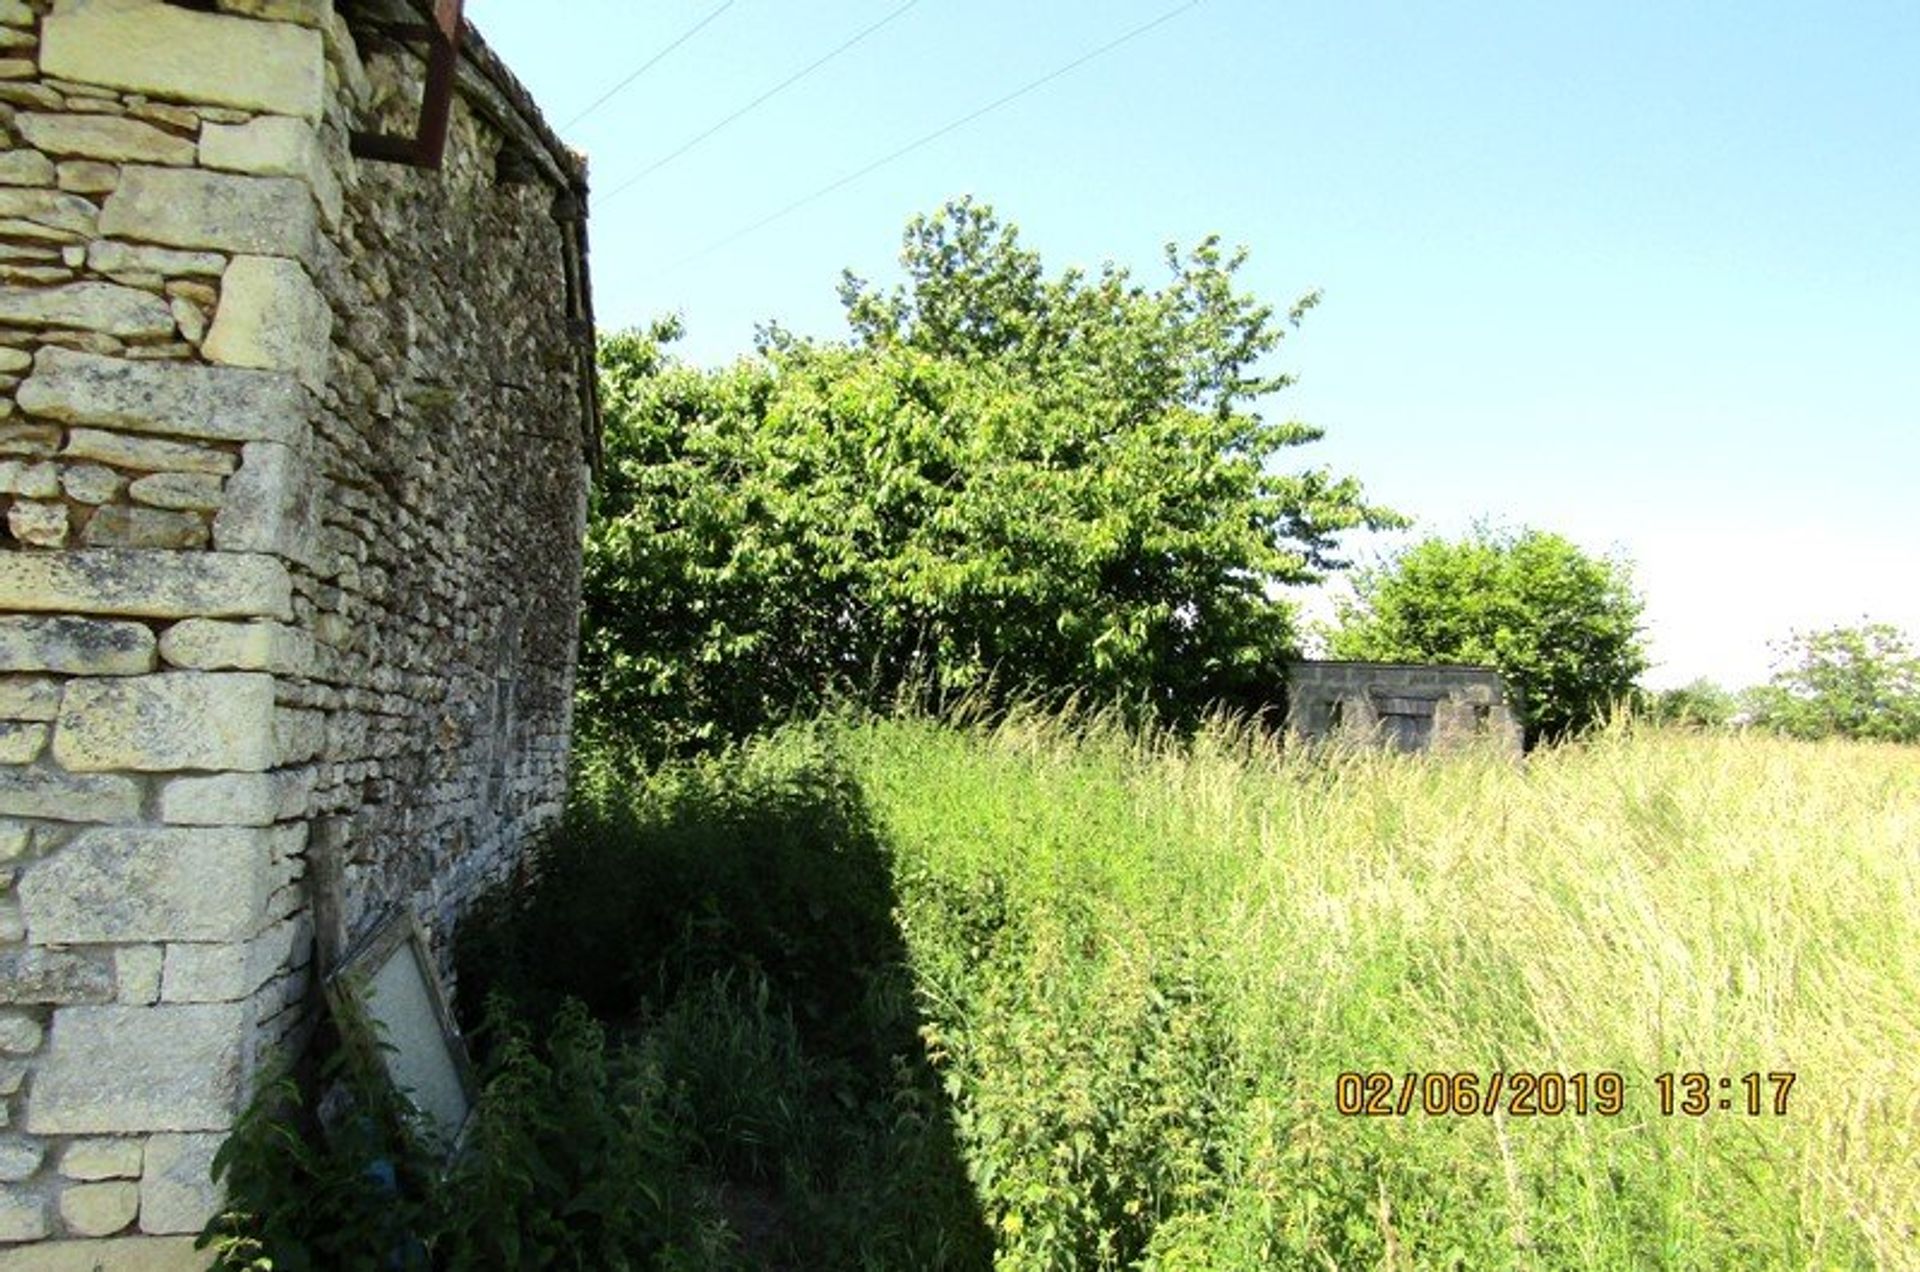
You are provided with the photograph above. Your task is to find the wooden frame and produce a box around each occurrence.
[323,910,476,1159]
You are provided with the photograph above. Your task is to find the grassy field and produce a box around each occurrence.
[844,712,1919,1269]
[451,712,1918,1270]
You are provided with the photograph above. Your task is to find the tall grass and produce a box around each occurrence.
[250,712,1911,1268]
[846,711,1919,1270]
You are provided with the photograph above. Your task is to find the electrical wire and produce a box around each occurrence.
[561,1,738,131]
[601,0,924,204]
[641,0,1205,280]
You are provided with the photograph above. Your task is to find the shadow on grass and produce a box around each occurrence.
[455,727,993,1270]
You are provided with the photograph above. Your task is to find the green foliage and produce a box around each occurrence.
[1745,622,1920,744]
[1329,524,1647,743]
[201,992,439,1272]
[203,988,734,1269]
[580,198,1400,760]
[458,727,994,1269]
[1642,677,1739,729]
[434,999,735,1271]
[845,707,1912,1270]
[223,710,1912,1269]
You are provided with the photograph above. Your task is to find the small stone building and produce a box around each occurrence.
[1285,660,1524,754]
[0,1,596,1265]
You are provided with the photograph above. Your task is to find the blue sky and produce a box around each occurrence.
[467,0,1918,689]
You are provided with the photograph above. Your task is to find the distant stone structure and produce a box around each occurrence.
[1285,660,1524,754]
[0,1,595,1264]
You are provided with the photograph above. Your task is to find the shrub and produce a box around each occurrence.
[1746,622,1920,744]
[1330,524,1647,743]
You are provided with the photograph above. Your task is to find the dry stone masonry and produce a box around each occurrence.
[0,2,596,1265]
[1284,660,1525,755]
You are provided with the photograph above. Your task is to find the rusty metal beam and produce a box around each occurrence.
[350,0,466,170]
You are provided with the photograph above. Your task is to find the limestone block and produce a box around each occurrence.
[159,766,313,826]
[54,671,277,772]
[0,549,293,619]
[0,1013,40,1055]
[0,1187,47,1241]
[55,159,118,194]
[0,187,98,238]
[88,240,226,278]
[113,946,160,1005]
[213,440,318,565]
[127,472,222,511]
[24,1003,245,1133]
[127,101,198,130]
[0,150,54,186]
[99,166,315,259]
[0,722,45,764]
[138,1132,221,1235]
[20,825,274,943]
[61,462,124,504]
[0,1234,207,1270]
[159,943,248,1002]
[0,615,157,675]
[0,2,31,29]
[60,1179,139,1236]
[0,458,55,496]
[26,331,124,356]
[168,295,205,345]
[59,1138,141,1181]
[42,0,326,120]
[163,280,217,309]
[272,705,323,765]
[20,348,308,447]
[0,217,83,245]
[0,262,75,285]
[215,0,332,26]
[0,350,30,375]
[204,256,330,389]
[0,767,140,823]
[80,505,208,549]
[200,115,315,176]
[0,1138,41,1183]
[0,676,61,721]
[199,114,340,225]
[158,619,311,675]
[6,499,68,546]
[0,282,175,339]
[63,430,236,477]
[15,113,196,166]
[0,821,24,860]
[0,949,116,1004]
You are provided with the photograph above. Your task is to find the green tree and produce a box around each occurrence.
[1745,622,1920,744]
[580,199,1401,758]
[1328,525,1647,744]
[1642,678,1739,729]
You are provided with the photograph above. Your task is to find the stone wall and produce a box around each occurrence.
[0,2,594,1265]
[1285,660,1524,754]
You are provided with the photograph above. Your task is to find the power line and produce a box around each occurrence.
[602,0,924,204]
[561,1,738,131]
[642,0,1205,281]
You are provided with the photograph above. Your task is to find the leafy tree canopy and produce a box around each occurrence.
[1640,678,1740,730]
[1743,622,1920,744]
[581,199,1401,758]
[1328,525,1647,744]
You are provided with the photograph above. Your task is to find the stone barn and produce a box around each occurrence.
[0,1,596,1264]
[1285,660,1524,755]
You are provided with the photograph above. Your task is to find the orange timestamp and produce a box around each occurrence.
[1334,1071,1798,1117]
